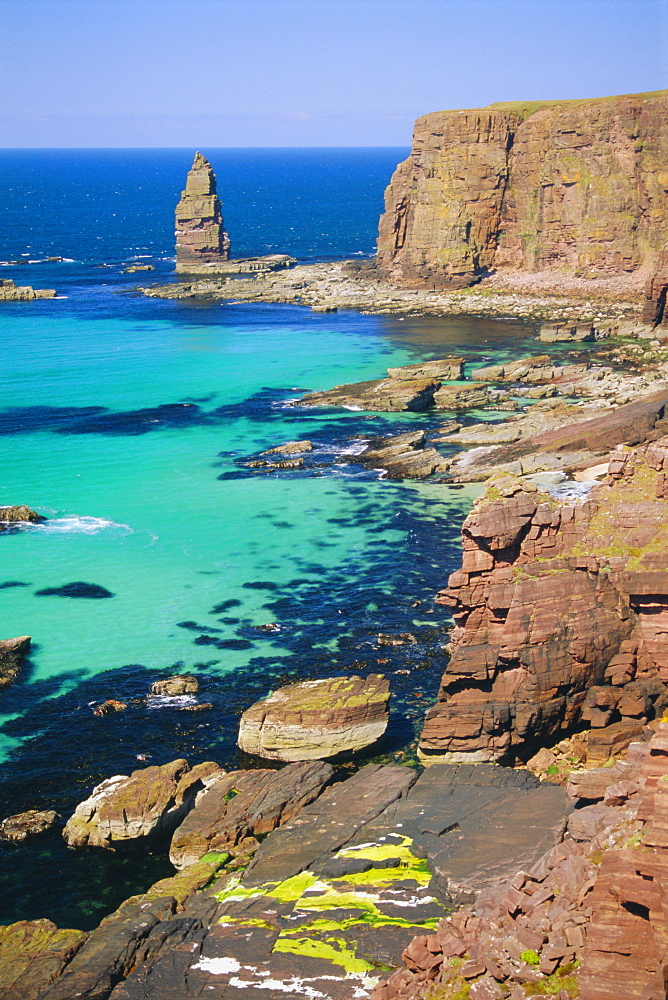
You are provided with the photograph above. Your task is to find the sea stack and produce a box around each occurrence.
[175,152,230,271]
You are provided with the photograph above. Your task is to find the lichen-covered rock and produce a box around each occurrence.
[175,152,230,270]
[0,919,86,1000]
[420,435,668,762]
[169,760,333,869]
[0,810,58,842]
[63,759,221,851]
[377,90,668,292]
[0,637,31,692]
[237,674,390,761]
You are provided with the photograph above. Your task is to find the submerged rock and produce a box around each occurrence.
[35,582,114,599]
[63,759,221,851]
[237,674,390,761]
[0,635,31,691]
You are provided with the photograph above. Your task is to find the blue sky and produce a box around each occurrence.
[1,0,666,147]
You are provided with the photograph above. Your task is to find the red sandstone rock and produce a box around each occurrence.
[377,91,668,295]
[420,436,668,762]
[175,152,230,270]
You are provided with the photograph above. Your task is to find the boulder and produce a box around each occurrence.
[359,429,449,479]
[169,760,333,869]
[259,440,313,455]
[150,675,200,697]
[63,759,221,851]
[0,809,58,842]
[237,674,390,761]
[0,636,31,691]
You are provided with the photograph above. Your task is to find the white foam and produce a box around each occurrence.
[36,516,132,535]
[146,694,197,710]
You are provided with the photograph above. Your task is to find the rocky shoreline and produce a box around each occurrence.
[141,259,652,329]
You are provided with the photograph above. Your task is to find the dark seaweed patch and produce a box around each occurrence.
[242,581,278,591]
[210,599,242,613]
[176,620,222,633]
[0,403,209,437]
[193,636,253,650]
[35,582,114,599]
[0,581,30,589]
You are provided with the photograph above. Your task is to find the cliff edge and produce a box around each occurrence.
[376,90,668,313]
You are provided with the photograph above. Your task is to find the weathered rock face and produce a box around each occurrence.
[237,674,390,761]
[643,248,668,328]
[359,429,449,479]
[63,759,221,851]
[175,152,230,270]
[0,636,31,692]
[420,436,668,762]
[377,90,668,291]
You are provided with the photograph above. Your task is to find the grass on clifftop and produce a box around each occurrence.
[427,89,668,122]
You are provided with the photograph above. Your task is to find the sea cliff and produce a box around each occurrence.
[376,90,668,303]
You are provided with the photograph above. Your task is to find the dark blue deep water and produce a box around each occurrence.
[0,148,539,930]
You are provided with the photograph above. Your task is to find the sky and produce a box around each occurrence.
[1,0,666,147]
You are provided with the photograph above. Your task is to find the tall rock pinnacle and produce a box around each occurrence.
[175,152,231,269]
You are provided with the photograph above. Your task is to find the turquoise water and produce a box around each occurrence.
[0,149,540,929]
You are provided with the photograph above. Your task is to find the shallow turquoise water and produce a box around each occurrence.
[0,148,542,929]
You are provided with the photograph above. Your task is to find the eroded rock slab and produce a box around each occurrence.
[237,674,390,761]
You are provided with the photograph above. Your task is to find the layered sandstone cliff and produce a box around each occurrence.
[175,152,230,270]
[420,436,668,763]
[377,90,668,310]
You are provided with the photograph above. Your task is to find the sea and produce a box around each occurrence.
[0,148,543,930]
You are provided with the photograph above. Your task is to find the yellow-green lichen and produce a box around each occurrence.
[273,935,377,974]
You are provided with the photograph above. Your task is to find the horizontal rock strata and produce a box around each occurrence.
[175,152,230,270]
[237,674,390,761]
[421,435,668,762]
[376,89,668,295]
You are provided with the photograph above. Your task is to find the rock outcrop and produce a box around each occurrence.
[377,90,668,293]
[373,726,668,1000]
[237,674,390,761]
[0,919,86,1000]
[175,152,230,271]
[0,506,44,532]
[420,435,668,763]
[0,636,31,692]
[0,279,56,302]
[643,248,668,329]
[63,759,221,851]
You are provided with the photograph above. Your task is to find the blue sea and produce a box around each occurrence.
[0,148,541,929]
